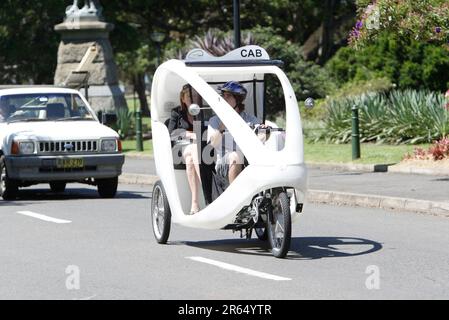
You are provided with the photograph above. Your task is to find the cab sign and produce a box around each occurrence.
[185,45,270,62]
[240,48,263,58]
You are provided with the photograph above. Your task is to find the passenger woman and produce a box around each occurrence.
[167,84,202,214]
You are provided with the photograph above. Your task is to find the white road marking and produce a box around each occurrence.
[187,256,291,281]
[16,211,71,224]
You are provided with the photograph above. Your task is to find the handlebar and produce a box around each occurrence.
[253,125,285,135]
[220,126,284,135]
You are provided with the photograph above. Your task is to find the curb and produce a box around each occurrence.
[294,162,449,176]
[119,173,449,218]
[119,173,159,185]
[306,162,391,173]
[307,189,449,218]
[388,165,449,176]
[124,153,154,160]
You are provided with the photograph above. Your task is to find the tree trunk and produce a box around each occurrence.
[134,73,150,117]
[302,1,356,63]
[317,0,337,65]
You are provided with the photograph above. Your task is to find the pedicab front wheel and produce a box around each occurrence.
[151,181,171,244]
[267,191,291,258]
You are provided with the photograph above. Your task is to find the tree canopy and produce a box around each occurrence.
[0,0,66,83]
[0,0,447,109]
[0,0,357,84]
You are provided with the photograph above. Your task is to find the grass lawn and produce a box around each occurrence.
[121,139,153,155]
[142,116,151,131]
[304,141,430,164]
[126,96,142,110]
[122,137,428,165]
[125,96,152,131]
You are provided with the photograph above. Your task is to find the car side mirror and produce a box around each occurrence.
[305,97,315,109]
[102,113,117,126]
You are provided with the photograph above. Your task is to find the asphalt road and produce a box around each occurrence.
[1,183,448,300]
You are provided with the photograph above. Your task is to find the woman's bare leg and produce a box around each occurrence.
[183,145,200,213]
[190,143,202,183]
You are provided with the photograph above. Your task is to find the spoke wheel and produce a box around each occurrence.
[267,191,291,258]
[151,181,171,244]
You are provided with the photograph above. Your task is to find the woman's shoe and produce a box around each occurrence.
[188,207,199,215]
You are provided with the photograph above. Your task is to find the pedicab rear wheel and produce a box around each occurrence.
[151,181,171,244]
[267,191,291,258]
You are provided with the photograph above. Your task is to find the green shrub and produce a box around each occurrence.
[317,89,448,144]
[334,77,395,98]
[116,107,134,139]
[301,77,394,142]
[251,26,334,118]
[326,33,449,92]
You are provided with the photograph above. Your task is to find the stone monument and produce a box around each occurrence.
[54,0,127,113]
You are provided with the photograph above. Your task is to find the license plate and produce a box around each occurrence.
[56,158,84,169]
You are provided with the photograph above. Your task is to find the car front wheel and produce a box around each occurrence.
[50,181,67,193]
[0,156,18,200]
[96,177,118,198]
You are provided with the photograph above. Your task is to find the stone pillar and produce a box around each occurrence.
[54,1,127,113]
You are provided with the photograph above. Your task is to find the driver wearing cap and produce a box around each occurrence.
[207,81,269,191]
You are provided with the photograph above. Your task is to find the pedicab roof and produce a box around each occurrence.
[152,46,285,123]
[183,45,283,67]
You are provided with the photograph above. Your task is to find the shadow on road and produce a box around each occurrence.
[1,188,148,204]
[433,178,449,182]
[184,236,382,260]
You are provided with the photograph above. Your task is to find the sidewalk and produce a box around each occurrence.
[120,155,449,217]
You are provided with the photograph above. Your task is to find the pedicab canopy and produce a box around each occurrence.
[151,45,284,125]
[151,45,303,167]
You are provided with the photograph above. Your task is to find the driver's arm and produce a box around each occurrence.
[207,117,225,148]
[255,123,271,143]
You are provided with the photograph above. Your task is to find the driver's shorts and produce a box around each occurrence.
[215,151,244,181]
[215,161,230,182]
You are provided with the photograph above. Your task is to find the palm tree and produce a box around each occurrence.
[171,29,255,59]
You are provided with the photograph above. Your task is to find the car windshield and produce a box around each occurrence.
[0,93,96,123]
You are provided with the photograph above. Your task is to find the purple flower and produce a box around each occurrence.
[435,27,441,33]
[350,29,360,39]
[356,20,363,30]
[350,29,360,38]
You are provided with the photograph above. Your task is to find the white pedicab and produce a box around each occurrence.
[150,46,309,258]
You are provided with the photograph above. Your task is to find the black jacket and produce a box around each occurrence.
[167,106,193,134]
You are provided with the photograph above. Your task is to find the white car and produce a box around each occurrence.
[0,86,124,200]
